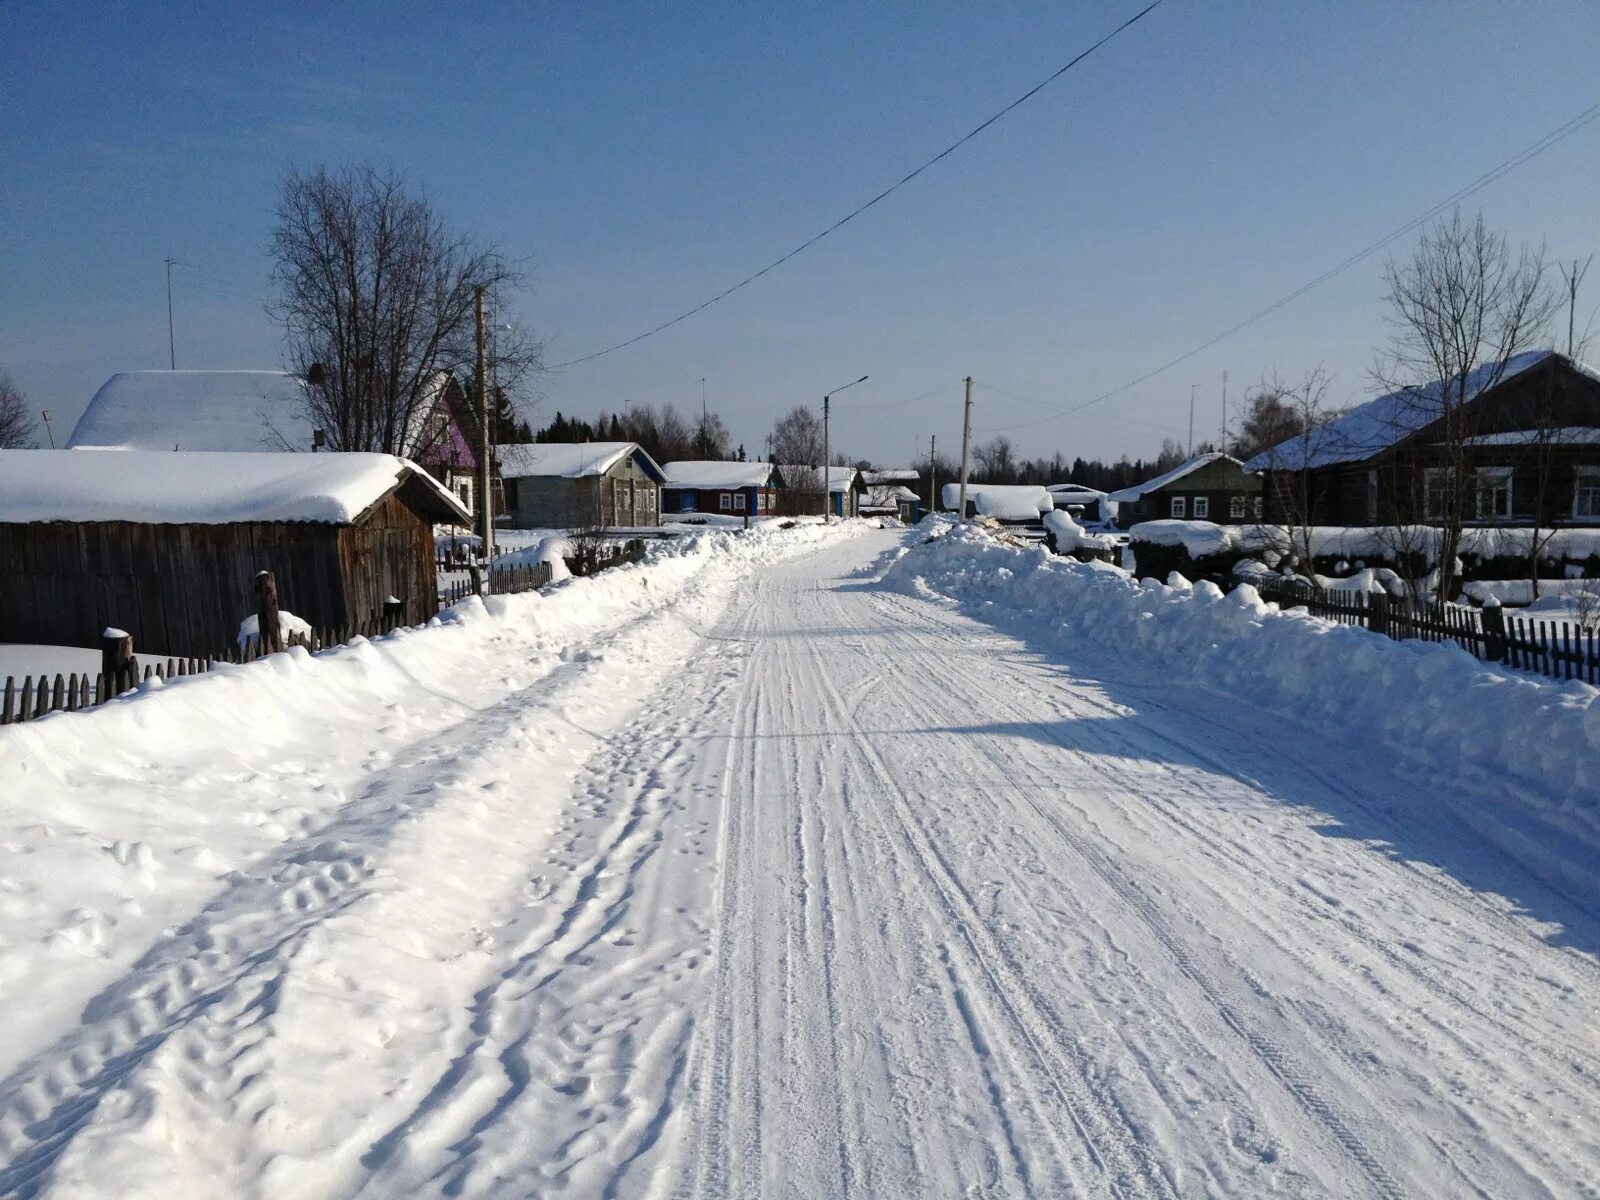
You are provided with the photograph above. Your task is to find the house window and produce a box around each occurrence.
[734,493,747,511]
[1229,494,1246,521]
[1366,470,1379,524]
[1424,468,1454,520]
[455,478,474,512]
[1474,467,1513,521]
[1170,496,1187,518]
[719,493,732,511]
[1193,496,1210,519]
[1253,497,1263,519]
[1574,468,1600,520]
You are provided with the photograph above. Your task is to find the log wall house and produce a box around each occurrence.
[1109,454,1262,528]
[0,451,469,656]
[1248,352,1600,529]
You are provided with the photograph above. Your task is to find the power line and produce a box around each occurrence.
[548,0,1167,369]
[985,95,1600,434]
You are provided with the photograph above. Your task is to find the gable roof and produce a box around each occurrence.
[1243,350,1600,472]
[1045,483,1108,498]
[1108,453,1245,504]
[0,450,469,526]
[496,441,666,482]
[940,483,1054,519]
[777,465,858,493]
[859,469,921,486]
[68,370,313,451]
[661,460,776,489]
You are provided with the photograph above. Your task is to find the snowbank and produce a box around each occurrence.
[1043,509,1117,552]
[883,525,1600,817]
[0,519,869,1086]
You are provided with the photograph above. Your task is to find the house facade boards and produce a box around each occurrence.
[0,451,468,656]
[497,442,665,529]
[1246,351,1600,528]
[661,461,778,517]
[1109,454,1261,527]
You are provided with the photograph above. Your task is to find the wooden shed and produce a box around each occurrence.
[0,450,469,656]
[496,441,665,529]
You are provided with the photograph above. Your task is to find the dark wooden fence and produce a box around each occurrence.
[1252,576,1600,685]
[0,610,413,727]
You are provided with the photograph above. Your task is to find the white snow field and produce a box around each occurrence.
[2,522,1598,1198]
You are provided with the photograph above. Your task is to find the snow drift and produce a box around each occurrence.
[884,523,1600,828]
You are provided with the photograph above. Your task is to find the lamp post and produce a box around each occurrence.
[822,374,868,523]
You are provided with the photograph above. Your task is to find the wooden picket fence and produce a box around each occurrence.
[0,610,412,727]
[1252,576,1600,685]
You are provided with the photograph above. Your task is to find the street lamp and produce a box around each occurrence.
[822,374,868,523]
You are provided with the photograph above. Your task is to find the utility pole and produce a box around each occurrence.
[1220,370,1229,452]
[701,377,708,458]
[474,286,494,573]
[1188,383,1197,457]
[1560,257,1592,357]
[164,256,177,369]
[957,376,973,521]
[929,433,937,516]
[822,391,831,524]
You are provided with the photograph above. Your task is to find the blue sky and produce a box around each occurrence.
[3,1,1598,465]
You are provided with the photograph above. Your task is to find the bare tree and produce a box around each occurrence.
[269,165,542,456]
[0,373,34,448]
[1252,370,1338,574]
[1231,386,1305,461]
[973,436,1016,483]
[691,410,732,459]
[770,405,825,515]
[1376,210,1558,600]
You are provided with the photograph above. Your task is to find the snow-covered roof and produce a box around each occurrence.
[859,469,921,485]
[661,460,776,489]
[778,465,858,494]
[496,441,665,482]
[0,450,469,525]
[940,483,1054,519]
[1108,453,1244,504]
[1244,351,1600,472]
[863,484,919,508]
[68,370,313,452]
[1045,483,1108,498]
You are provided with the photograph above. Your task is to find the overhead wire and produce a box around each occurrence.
[547,0,1167,369]
[980,96,1600,434]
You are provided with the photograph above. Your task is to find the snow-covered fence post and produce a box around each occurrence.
[382,595,404,630]
[1368,591,1390,641]
[254,570,283,654]
[101,628,135,696]
[1480,601,1508,664]
[468,561,484,597]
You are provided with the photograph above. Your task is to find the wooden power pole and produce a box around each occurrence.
[929,432,937,516]
[474,286,494,572]
[957,376,973,521]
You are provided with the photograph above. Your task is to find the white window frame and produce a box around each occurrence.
[1193,495,1210,519]
[719,493,732,511]
[1229,494,1246,521]
[1169,496,1187,518]
[1474,466,1513,521]
[1366,469,1379,525]
[1253,496,1263,520]
[734,492,747,511]
[1574,468,1600,520]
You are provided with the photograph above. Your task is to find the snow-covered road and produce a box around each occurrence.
[4,526,1598,1198]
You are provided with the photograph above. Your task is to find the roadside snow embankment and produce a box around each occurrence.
[884,523,1600,817]
[0,520,865,1105]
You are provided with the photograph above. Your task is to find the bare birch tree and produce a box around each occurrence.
[269,166,542,456]
[0,373,34,448]
[1375,210,1557,600]
[1251,370,1339,574]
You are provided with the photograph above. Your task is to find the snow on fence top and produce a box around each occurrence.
[1108,452,1243,504]
[67,370,313,452]
[0,450,468,526]
[1243,350,1600,472]
[940,483,1054,519]
[661,460,775,488]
